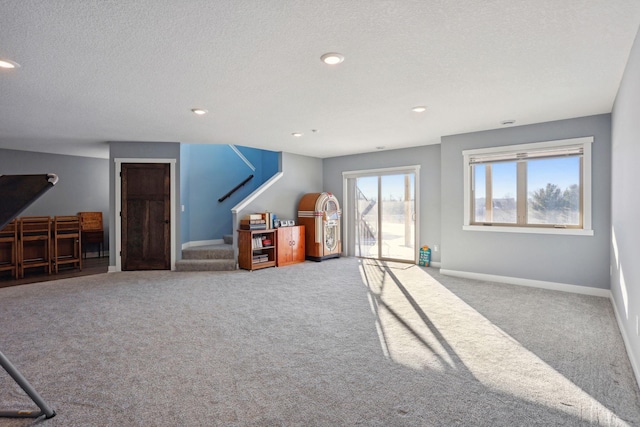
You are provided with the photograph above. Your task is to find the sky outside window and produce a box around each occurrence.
[483,157,579,196]
[527,157,580,194]
[356,174,414,201]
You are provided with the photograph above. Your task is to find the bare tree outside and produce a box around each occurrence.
[528,183,580,225]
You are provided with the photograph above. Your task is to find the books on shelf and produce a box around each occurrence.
[241,219,265,224]
[262,212,274,229]
[240,224,267,230]
[240,218,266,230]
[251,234,274,249]
[241,225,267,230]
[241,212,274,229]
[252,253,269,263]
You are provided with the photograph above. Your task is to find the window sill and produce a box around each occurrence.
[463,225,594,236]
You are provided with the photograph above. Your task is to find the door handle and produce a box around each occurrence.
[164,220,170,224]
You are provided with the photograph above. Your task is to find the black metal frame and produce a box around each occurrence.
[0,351,56,418]
[0,173,58,419]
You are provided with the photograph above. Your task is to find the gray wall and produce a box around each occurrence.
[323,145,442,263]
[108,141,181,267]
[440,114,612,288]
[611,26,640,383]
[240,152,323,220]
[0,148,109,251]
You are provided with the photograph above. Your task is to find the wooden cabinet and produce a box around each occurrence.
[238,229,276,271]
[276,225,305,267]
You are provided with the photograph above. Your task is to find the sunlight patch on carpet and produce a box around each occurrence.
[358,259,628,426]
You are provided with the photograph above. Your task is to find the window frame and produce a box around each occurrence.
[462,136,594,236]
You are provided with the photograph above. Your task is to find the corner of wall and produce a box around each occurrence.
[609,293,640,390]
[609,24,640,392]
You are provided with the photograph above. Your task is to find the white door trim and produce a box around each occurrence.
[342,165,420,262]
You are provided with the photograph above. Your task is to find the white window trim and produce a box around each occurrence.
[462,137,593,236]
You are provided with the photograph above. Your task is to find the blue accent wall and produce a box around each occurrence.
[180,144,279,244]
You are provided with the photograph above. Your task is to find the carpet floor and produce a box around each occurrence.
[0,257,639,426]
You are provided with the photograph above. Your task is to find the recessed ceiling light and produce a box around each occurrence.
[191,108,208,115]
[292,132,303,137]
[320,53,344,65]
[411,106,427,113]
[501,119,516,126]
[0,59,20,69]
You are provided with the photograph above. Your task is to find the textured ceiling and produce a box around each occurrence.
[1,1,639,159]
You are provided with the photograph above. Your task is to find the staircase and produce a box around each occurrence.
[175,235,236,272]
[356,186,377,246]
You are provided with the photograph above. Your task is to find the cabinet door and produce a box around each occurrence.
[277,226,306,266]
[277,228,293,266]
[292,226,305,263]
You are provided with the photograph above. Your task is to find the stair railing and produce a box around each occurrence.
[218,174,254,203]
[355,185,377,252]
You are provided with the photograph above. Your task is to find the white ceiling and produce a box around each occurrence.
[1,1,639,160]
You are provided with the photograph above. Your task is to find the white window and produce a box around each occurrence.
[462,136,593,235]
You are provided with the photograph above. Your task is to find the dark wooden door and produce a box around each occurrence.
[121,163,170,270]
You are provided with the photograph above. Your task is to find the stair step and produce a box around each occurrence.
[175,259,236,272]
[182,244,233,260]
[223,234,233,245]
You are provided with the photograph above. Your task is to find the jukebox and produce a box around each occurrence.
[298,192,341,261]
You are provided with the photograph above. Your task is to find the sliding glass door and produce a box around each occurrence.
[351,169,416,262]
[355,176,378,258]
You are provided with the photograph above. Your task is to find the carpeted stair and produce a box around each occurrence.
[175,242,236,271]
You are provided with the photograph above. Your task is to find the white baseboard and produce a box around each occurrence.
[609,296,640,391]
[439,268,611,298]
[181,239,224,250]
[108,266,118,273]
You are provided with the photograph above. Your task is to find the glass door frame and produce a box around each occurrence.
[342,165,420,263]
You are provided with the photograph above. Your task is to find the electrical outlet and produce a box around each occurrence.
[181,205,185,212]
[434,245,440,252]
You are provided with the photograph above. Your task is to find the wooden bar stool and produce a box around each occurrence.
[18,216,52,279]
[52,216,82,273]
[0,220,18,278]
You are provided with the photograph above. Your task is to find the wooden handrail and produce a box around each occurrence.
[218,174,254,203]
